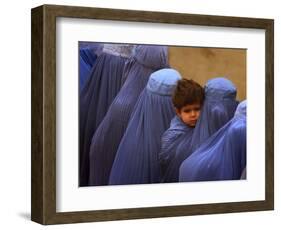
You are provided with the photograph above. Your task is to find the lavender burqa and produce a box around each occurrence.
[79,43,103,91]
[88,45,169,186]
[109,68,181,185]
[179,100,247,182]
[79,44,134,186]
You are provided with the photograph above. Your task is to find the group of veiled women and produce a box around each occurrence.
[79,42,246,187]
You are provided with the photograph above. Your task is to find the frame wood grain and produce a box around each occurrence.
[31,4,274,225]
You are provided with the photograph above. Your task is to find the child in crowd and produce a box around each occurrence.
[159,79,205,180]
[162,77,238,182]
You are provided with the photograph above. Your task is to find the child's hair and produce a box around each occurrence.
[172,79,205,109]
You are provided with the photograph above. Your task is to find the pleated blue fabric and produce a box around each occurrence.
[79,45,100,67]
[88,45,169,186]
[79,43,103,91]
[179,100,247,182]
[162,77,239,182]
[159,116,194,181]
[79,56,91,92]
[79,45,133,186]
[108,69,181,185]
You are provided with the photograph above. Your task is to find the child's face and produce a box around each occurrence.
[176,103,201,127]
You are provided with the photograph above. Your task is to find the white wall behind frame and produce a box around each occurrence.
[0,0,279,229]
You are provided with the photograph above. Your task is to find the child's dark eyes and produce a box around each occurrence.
[183,107,200,113]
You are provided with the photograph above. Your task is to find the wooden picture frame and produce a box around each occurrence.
[31,4,274,225]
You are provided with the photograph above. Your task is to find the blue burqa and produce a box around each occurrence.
[159,116,194,181]
[88,45,169,186]
[179,100,247,182]
[109,68,181,185]
[162,77,239,182]
[79,44,133,186]
[79,56,91,92]
[79,43,103,91]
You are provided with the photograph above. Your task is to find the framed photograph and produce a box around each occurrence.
[31,4,274,225]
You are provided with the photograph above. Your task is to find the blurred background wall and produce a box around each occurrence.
[169,46,246,101]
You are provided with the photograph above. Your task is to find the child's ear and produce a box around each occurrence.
[174,107,181,116]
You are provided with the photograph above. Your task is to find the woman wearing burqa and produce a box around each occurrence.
[179,100,246,182]
[162,77,239,182]
[79,44,134,186]
[109,68,181,185]
[88,45,169,186]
